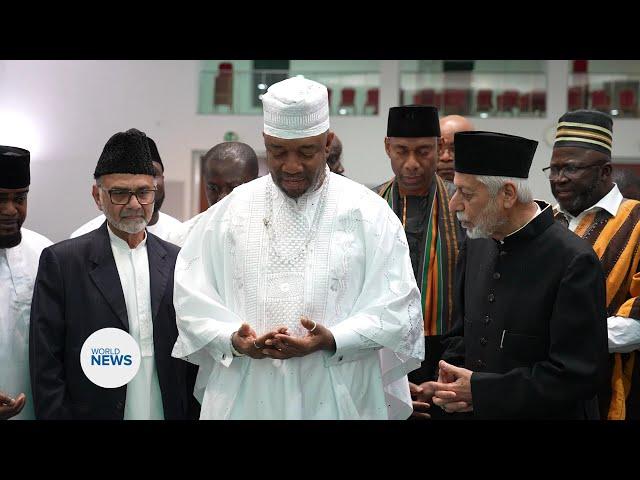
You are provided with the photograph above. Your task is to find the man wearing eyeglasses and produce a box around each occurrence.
[69,135,182,242]
[548,109,640,420]
[29,129,195,420]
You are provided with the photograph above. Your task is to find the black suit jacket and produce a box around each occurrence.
[441,202,609,419]
[29,222,196,420]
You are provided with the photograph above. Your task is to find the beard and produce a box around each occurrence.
[274,166,326,199]
[555,174,600,215]
[105,209,149,234]
[457,197,507,239]
[0,230,22,249]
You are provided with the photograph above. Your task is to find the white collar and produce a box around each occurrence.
[107,223,147,251]
[555,184,623,220]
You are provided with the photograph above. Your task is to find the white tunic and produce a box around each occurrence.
[107,226,164,420]
[165,211,207,248]
[0,228,52,420]
[172,171,424,419]
[70,211,182,243]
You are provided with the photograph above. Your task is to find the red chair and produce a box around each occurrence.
[443,89,468,115]
[568,86,586,111]
[364,88,379,115]
[591,89,611,112]
[339,88,356,115]
[519,92,532,113]
[413,88,436,106]
[531,91,546,114]
[434,92,442,110]
[327,88,333,112]
[476,89,493,113]
[497,90,519,115]
[213,62,233,111]
[619,89,637,116]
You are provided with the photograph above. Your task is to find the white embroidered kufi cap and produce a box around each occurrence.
[262,77,330,139]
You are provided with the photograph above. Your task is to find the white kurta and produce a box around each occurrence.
[172,170,424,419]
[70,211,182,242]
[0,228,52,420]
[107,226,164,420]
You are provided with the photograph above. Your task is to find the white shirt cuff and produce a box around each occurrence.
[608,315,640,353]
[324,321,381,367]
[204,322,241,367]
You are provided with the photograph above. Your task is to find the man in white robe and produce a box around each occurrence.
[172,77,424,419]
[0,146,52,419]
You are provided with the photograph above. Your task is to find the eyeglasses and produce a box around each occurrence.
[101,187,157,205]
[542,163,604,180]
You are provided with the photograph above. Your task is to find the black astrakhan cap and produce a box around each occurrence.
[94,128,156,179]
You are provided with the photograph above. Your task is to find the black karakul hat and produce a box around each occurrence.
[554,109,613,157]
[454,131,538,179]
[94,128,156,179]
[0,145,30,189]
[387,105,440,137]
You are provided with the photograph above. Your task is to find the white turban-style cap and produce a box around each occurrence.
[262,76,330,139]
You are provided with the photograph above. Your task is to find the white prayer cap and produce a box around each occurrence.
[262,77,330,139]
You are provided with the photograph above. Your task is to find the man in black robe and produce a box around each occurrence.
[431,131,608,419]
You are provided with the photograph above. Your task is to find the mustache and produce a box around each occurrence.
[120,210,145,218]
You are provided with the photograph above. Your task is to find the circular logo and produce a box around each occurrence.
[80,328,141,388]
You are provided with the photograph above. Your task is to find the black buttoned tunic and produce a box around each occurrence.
[441,202,609,419]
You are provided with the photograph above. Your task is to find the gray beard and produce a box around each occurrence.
[458,197,507,239]
[105,211,148,234]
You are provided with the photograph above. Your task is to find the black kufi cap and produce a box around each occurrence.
[0,145,30,189]
[387,105,440,137]
[454,131,538,179]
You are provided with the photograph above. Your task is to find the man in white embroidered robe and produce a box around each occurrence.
[172,77,424,419]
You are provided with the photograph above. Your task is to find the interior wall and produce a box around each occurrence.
[2,59,640,242]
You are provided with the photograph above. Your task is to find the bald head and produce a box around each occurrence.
[438,115,475,182]
[327,135,345,175]
[202,142,259,205]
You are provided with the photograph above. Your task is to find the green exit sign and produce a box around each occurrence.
[224,131,239,142]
